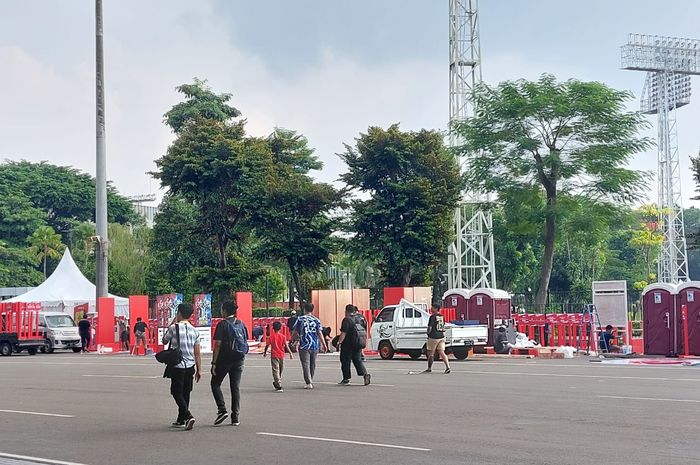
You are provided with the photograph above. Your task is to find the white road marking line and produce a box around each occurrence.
[256,432,431,451]
[0,361,152,367]
[599,395,700,403]
[82,374,159,379]
[355,366,700,382]
[0,409,74,418]
[0,452,87,465]
[291,381,395,387]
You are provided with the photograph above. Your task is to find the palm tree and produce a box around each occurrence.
[28,226,65,279]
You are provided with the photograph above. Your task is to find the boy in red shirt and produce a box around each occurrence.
[263,321,293,392]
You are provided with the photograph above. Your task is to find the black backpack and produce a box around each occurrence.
[223,319,249,358]
[352,314,367,349]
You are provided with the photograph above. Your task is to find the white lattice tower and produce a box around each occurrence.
[447,0,496,289]
[622,34,697,283]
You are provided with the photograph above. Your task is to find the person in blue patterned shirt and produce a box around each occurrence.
[291,303,327,389]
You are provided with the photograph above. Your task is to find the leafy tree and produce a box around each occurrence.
[107,224,152,296]
[684,207,700,280]
[453,74,651,308]
[27,225,65,279]
[154,80,269,270]
[0,160,136,238]
[0,241,43,287]
[164,78,241,133]
[147,194,218,296]
[340,124,464,287]
[252,129,340,304]
[250,267,286,303]
[629,204,664,284]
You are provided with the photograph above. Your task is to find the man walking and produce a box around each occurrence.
[162,303,201,431]
[425,302,451,374]
[337,305,370,386]
[132,317,149,355]
[291,303,327,389]
[211,301,248,426]
[78,314,91,353]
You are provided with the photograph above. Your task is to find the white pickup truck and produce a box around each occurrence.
[370,299,488,360]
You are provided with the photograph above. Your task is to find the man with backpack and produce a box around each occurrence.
[337,305,371,386]
[211,301,249,426]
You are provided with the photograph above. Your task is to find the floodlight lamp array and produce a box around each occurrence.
[622,33,700,75]
[641,73,692,114]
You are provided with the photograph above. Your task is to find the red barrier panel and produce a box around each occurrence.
[0,302,42,340]
[96,297,118,350]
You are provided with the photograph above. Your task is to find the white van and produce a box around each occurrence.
[38,312,82,353]
[370,299,488,360]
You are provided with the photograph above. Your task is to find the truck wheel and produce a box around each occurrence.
[27,347,38,355]
[378,341,395,360]
[40,345,47,353]
[72,348,82,353]
[45,340,54,354]
[408,350,422,360]
[453,347,469,360]
[0,342,12,356]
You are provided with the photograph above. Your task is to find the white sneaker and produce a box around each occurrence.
[303,384,311,389]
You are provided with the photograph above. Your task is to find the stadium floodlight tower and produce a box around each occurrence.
[622,34,699,283]
[447,0,496,290]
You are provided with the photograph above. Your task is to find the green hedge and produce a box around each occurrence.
[253,307,287,318]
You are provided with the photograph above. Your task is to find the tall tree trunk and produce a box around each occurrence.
[401,268,411,287]
[287,257,305,307]
[216,235,228,268]
[43,256,47,279]
[535,194,557,310]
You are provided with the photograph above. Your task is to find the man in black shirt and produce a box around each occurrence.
[211,301,248,426]
[132,317,149,355]
[78,314,91,353]
[425,303,451,374]
[337,305,371,386]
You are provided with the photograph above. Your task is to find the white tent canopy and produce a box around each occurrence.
[7,249,129,317]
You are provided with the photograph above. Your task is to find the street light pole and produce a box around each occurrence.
[95,0,109,299]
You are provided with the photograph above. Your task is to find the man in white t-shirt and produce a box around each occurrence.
[162,303,201,431]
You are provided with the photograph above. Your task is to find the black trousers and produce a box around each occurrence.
[211,360,244,420]
[340,346,366,380]
[80,333,91,351]
[170,366,195,423]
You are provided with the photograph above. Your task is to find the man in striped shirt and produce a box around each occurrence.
[162,303,202,431]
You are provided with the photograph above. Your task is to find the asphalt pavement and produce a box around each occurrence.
[1,352,699,465]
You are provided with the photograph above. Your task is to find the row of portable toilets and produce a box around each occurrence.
[642,282,700,356]
[442,288,512,346]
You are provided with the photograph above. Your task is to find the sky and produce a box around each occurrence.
[1,0,700,208]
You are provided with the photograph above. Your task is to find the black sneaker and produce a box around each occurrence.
[171,421,185,428]
[444,368,451,374]
[273,381,281,390]
[338,379,350,385]
[423,368,432,373]
[231,417,240,426]
[184,417,195,431]
[363,373,371,386]
[214,412,229,425]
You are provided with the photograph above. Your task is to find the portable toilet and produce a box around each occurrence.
[677,282,700,356]
[468,288,512,345]
[442,289,470,322]
[642,283,678,356]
